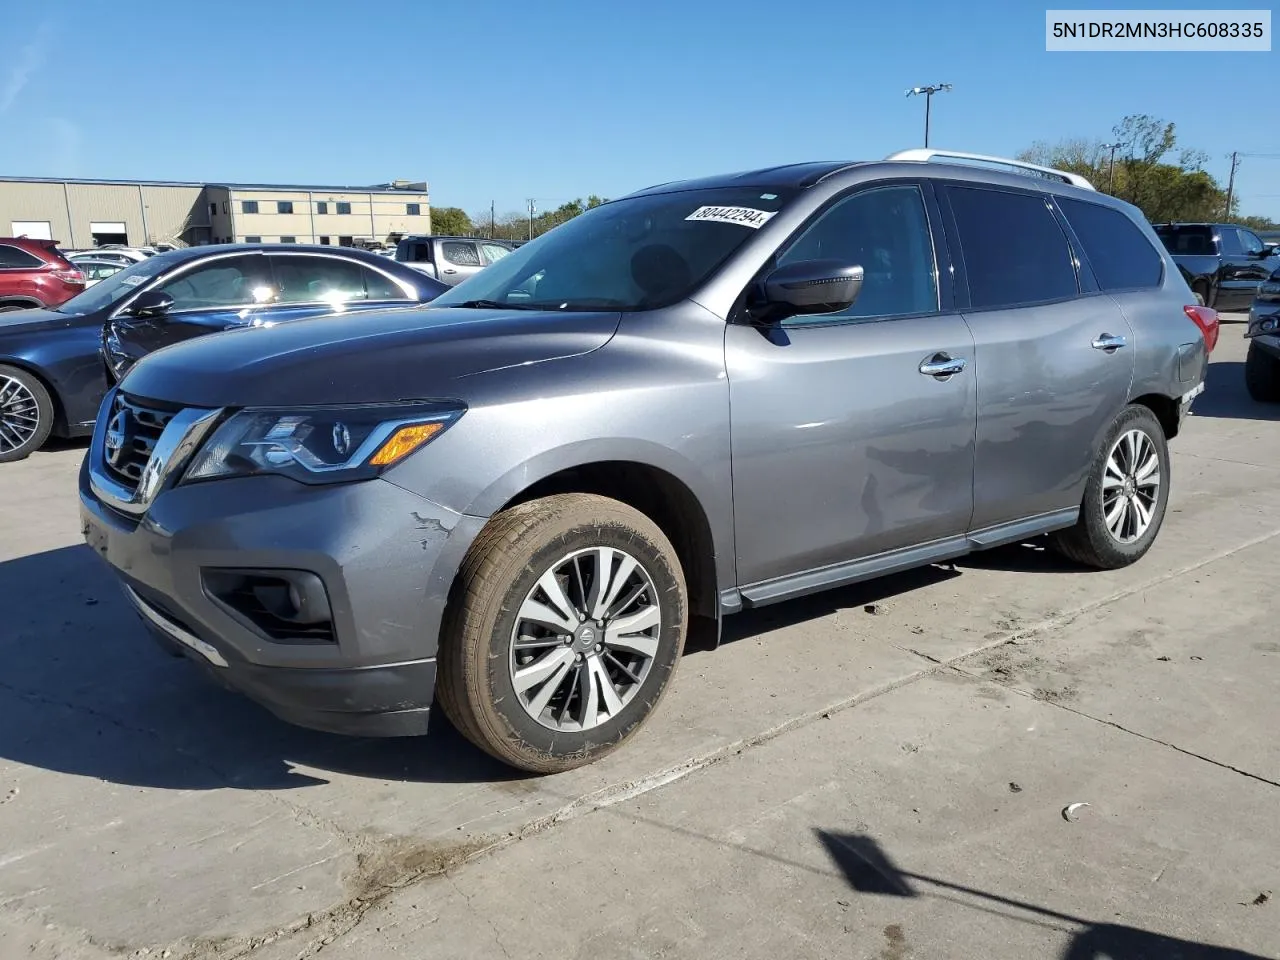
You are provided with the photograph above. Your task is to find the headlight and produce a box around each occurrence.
[183,402,464,485]
[1258,281,1280,300]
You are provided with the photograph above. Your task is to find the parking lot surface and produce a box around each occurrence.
[1,320,1276,960]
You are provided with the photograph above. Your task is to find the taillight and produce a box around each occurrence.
[1184,305,1219,354]
[52,268,85,285]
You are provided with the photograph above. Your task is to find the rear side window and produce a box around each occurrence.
[1058,198,1163,291]
[441,241,481,266]
[946,186,1077,308]
[0,244,43,268]
[1154,225,1214,255]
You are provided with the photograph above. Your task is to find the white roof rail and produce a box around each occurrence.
[885,149,1096,191]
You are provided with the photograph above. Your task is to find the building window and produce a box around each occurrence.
[222,201,229,214]
[209,202,217,217]
[280,236,297,244]
[317,202,328,215]
[319,236,331,245]
[242,200,259,214]
[245,236,262,243]
[277,201,294,215]
[338,235,354,246]
[406,203,421,216]
[336,202,351,215]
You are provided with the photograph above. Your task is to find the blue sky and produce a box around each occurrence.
[0,0,1275,220]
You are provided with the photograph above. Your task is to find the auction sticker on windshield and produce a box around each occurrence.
[685,206,778,229]
[120,275,149,286]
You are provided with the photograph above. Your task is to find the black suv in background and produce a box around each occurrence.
[1154,222,1279,312]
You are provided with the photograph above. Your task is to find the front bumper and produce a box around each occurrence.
[79,456,486,737]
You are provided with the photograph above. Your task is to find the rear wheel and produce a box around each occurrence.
[1245,343,1280,402]
[1048,405,1169,570]
[0,365,54,463]
[1192,282,1209,308]
[437,493,687,773]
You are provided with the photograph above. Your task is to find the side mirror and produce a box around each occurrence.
[753,259,864,321]
[127,289,174,318]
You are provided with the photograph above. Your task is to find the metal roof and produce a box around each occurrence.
[0,175,428,194]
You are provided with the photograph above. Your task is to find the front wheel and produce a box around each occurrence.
[0,365,55,463]
[1245,343,1280,402]
[437,493,687,773]
[1048,405,1170,570]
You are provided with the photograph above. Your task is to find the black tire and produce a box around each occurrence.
[1245,343,1280,403]
[0,364,55,463]
[1048,405,1170,570]
[437,493,687,773]
[1192,282,1209,308]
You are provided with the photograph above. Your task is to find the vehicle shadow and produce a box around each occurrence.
[0,533,1081,792]
[815,830,1271,959]
[1189,360,1280,422]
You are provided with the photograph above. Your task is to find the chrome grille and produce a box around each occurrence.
[102,393,181,490]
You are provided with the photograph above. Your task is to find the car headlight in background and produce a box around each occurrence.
[1257,280,1280,301]
[183,402,464,484]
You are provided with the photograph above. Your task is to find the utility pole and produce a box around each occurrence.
[1224,151,1240,220]
[490,200,495,239]
[527,198,536,241]
[906,83,952,148]
[1101,142,1123,194]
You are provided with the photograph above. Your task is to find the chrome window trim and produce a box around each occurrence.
[264,250,418,300]
[106,249,269,322]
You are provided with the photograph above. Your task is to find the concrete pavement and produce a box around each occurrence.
[0,319,1275,959]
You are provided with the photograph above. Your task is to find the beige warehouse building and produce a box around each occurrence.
[0,176,431,250]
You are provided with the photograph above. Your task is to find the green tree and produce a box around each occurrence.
[430,206,473,235]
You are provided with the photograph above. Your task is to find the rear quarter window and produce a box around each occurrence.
[0,244,44,268]
[1058,198,1163,291]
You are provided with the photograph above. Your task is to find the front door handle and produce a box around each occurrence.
[1091,333,1127,351]
[919,353,967,378]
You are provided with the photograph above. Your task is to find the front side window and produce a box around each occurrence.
[1154,224,1213,256]
[429,186,797,312]
[1239,229,1266,256]
[242,200,259,214]
[1058,197,1162,291]
[277,201,294,215]
[155,255,269,311]
[1217,228,1243,256]
[442,241,481,266]
[946,186,1077,308]
[336,202,352,215]
[479,242,511,265]
[776,184,938,323]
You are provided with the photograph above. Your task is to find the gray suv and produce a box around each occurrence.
[79,150,1219,773]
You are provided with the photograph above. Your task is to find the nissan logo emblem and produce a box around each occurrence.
[104,409,128,467]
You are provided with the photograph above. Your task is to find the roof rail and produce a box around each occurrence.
[885,149,1096,191]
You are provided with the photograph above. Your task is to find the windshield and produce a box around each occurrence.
[429,187,798,312]
[54,251,183,314]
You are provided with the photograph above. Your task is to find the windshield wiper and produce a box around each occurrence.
[445,299,546,311]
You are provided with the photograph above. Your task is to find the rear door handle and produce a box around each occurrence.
[1091,333,1127,351]
[919,353,967,378]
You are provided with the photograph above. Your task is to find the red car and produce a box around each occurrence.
[0,237,86,311]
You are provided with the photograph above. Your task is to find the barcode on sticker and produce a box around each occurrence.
[685,206,778,229]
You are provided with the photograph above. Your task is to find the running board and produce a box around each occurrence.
[732,508,1079,610]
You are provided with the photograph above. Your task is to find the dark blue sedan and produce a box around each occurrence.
[0,244,446,462]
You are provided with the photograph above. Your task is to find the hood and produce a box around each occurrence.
[0,307,77,337]
[118,306,622,407]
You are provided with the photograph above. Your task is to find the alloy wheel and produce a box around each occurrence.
[509,546,662,732]
[1102,428,1160,544]
[0,374,40,455]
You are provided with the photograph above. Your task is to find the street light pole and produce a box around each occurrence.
[906,83,952,148]
[1101,142,1123,193]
